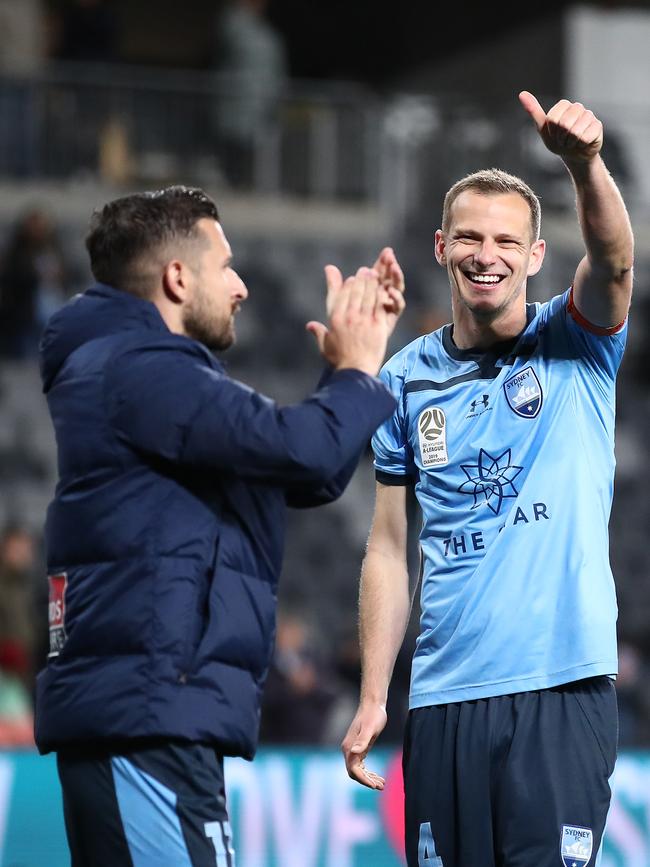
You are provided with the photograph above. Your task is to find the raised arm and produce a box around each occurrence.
[341,482,413,789]
[288,249,406,508]
[107,265,404,488]
[519,90,634,328]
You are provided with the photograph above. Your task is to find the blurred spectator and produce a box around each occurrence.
[0,208,72,358]
[0,522,38,687]
[0,522,38,748]
[616,640,650,748]
[0,0,45,74]
[259,611,338,744]
[52,0,118,62]
[212,0,288,187]
[0,663,34,747]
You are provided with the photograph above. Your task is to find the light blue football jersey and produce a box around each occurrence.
[373,288,627,708]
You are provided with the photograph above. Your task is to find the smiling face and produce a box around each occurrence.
[435,190,545,335]
[182,219,248,351]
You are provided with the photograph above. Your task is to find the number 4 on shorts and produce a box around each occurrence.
[419,822,444,866]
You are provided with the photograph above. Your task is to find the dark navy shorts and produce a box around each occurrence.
[57,740,235,867]
[403,677,618,867]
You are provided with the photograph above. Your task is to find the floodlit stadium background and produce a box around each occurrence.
[1,1,650,864]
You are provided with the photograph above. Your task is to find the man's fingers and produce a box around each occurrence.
[387,285,406,316]
[342,708,389,790]
[362,269,381,315]
[324,264,343,316]
[372,246,393,277]
[346,751,385,790]
[346,267,377,315]
[376,286,405,324]
[324,264,343,293]
[581,119,604,152]
[549,102,587,147]
[380,250,405,293]
[567,114,602,151]
[392,262,405,292]
[363,769,385,790]
[518,90,547,130]
[344,743,385,790]
[347,759,385,790]
[568,111,596,141]
[545,98,576,127]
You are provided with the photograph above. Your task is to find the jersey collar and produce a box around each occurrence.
[442,303,537,362]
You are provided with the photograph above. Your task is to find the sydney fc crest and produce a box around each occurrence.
[503,366,542,418]
[560,825,593,867]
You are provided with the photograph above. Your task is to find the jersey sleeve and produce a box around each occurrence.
[542,288,628,384]
[372,356,416,485]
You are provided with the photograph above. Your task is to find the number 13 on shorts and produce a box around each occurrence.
[204,820,235,866]
[419,822,444,866]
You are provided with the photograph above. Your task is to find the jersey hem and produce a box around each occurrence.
[408,661,618,708]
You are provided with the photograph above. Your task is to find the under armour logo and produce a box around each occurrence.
[470,394,489,412]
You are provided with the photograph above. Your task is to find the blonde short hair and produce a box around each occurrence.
[442,168,541,241]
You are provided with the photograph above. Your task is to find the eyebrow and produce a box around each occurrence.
[453,228,525,242]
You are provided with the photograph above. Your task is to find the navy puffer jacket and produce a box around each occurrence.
[35,284,395,757]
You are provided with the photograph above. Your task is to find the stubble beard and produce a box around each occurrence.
[183,295,235,352]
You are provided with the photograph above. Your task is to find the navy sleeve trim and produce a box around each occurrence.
[375,470,414,486]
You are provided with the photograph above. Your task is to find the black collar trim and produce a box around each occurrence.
[441,303,537,362]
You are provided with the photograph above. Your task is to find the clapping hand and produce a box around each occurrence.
[372,246,406,333]
[306,260,405,376]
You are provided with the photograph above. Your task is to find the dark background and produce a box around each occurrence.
[43,0,643,86]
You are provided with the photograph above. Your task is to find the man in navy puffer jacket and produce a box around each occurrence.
[35,186,404,866]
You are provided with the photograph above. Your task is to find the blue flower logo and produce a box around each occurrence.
[458,448,523,515]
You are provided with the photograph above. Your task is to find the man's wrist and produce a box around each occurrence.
[335,360,380,377]
[359,688,388,707]
[563,152,603,181]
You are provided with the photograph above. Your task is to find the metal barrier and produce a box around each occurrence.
[0,63,383,203]
[0,64,647,222]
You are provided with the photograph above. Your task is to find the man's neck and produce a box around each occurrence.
[152,294,183,337]
[451,306,528,351]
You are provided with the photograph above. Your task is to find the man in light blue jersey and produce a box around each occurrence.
[342,91,634,867]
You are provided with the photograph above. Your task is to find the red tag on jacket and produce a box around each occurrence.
[48,573,68,657]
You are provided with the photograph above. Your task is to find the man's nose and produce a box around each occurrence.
[235,273,248,300]
[474,239,498,266]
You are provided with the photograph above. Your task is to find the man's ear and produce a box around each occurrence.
[162,260,190,303]
[527,238,546,277]
[434,229,447,267]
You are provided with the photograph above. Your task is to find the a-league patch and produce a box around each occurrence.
[560,824,593,867]
[48,572,68,658]
[503,366,543,418]
[417,407,448,468]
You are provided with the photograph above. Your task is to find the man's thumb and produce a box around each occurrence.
[306,320,328,353]
[518,90,546,131]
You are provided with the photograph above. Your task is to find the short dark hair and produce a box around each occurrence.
[85,185,220,297]
[442,168,541,241]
